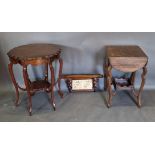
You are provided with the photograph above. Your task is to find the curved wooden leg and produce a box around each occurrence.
[8,63,20,106]
[107,65,113,108]
[49,62,56,111]
[104,60,108,91]
[58,58,63,98]
[23,65,32,116]
[137,66,147,107]
[45,63,48,81]
[44,63,50,93]
[130,72,136,86]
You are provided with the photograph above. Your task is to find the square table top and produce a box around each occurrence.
[106,45,148,58]
[105,45,148,72]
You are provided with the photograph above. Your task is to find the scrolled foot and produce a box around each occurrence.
[53,103,56,111]
[137,96,142,108]
[58,91,64,98]
[28,108,32,116]
[137,100,142,108]
[31,92,35,96]
[107,103,112,108]
[15,101,20,107]
[137,104,142,108]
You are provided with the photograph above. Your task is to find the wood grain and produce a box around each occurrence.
[7,44,63,115]
[104,45,148,107]
[106,46,148,72]
[7,44,61,61]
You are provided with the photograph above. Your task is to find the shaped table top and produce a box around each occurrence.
[8,44,61,60]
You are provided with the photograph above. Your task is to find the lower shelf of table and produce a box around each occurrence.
[113,77,134,90]
[30,80,51,91]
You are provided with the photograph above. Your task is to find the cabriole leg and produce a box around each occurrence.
[49,62,56,111]
[130,72,136,86]
[58,58,63,98]
[104,60,108,91]
[137,66,147,107]
[45,63,48,82]
[8,63,20,106]
[107,65,113,108]
[23,65,32,116]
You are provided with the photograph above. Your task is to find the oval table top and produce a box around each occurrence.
[7,44,61,60]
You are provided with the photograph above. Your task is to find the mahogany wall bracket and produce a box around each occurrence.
[61,74,103,92]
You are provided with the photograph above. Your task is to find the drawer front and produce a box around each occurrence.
[109,57,147,72]
[21,59,49,66]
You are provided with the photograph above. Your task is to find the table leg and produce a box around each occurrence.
[130,72,136,85]
[104,60,108,91]
[137,66,147,107]
[49,62,56,111]
[58,57,63,98]
[8,63,19,106]
[23,65,32,116]
[45,63,48,81]
[107,65,113,108]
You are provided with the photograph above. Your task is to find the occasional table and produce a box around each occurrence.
[104,45,148,107]
[8,44,63,115]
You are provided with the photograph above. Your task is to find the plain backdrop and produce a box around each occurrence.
[0,32,155,92]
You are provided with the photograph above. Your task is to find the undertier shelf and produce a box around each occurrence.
[114,77,133,90]
[30,80,51,91]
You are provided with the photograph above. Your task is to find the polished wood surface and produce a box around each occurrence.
[104,45,148,108]
[106,46,148,72]
[62,74,103,80]
[107,46,147,57]
[8,44,63,116]
[8,44,61,60]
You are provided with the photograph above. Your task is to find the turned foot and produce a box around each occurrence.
[137,96,142,108]
[28,107,32,116]
[107,103,112,108]
[52,102,56,111]
[58,91,63,98]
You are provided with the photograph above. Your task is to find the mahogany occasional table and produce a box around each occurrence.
[7,44,63,116]
[104,45,148,108]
